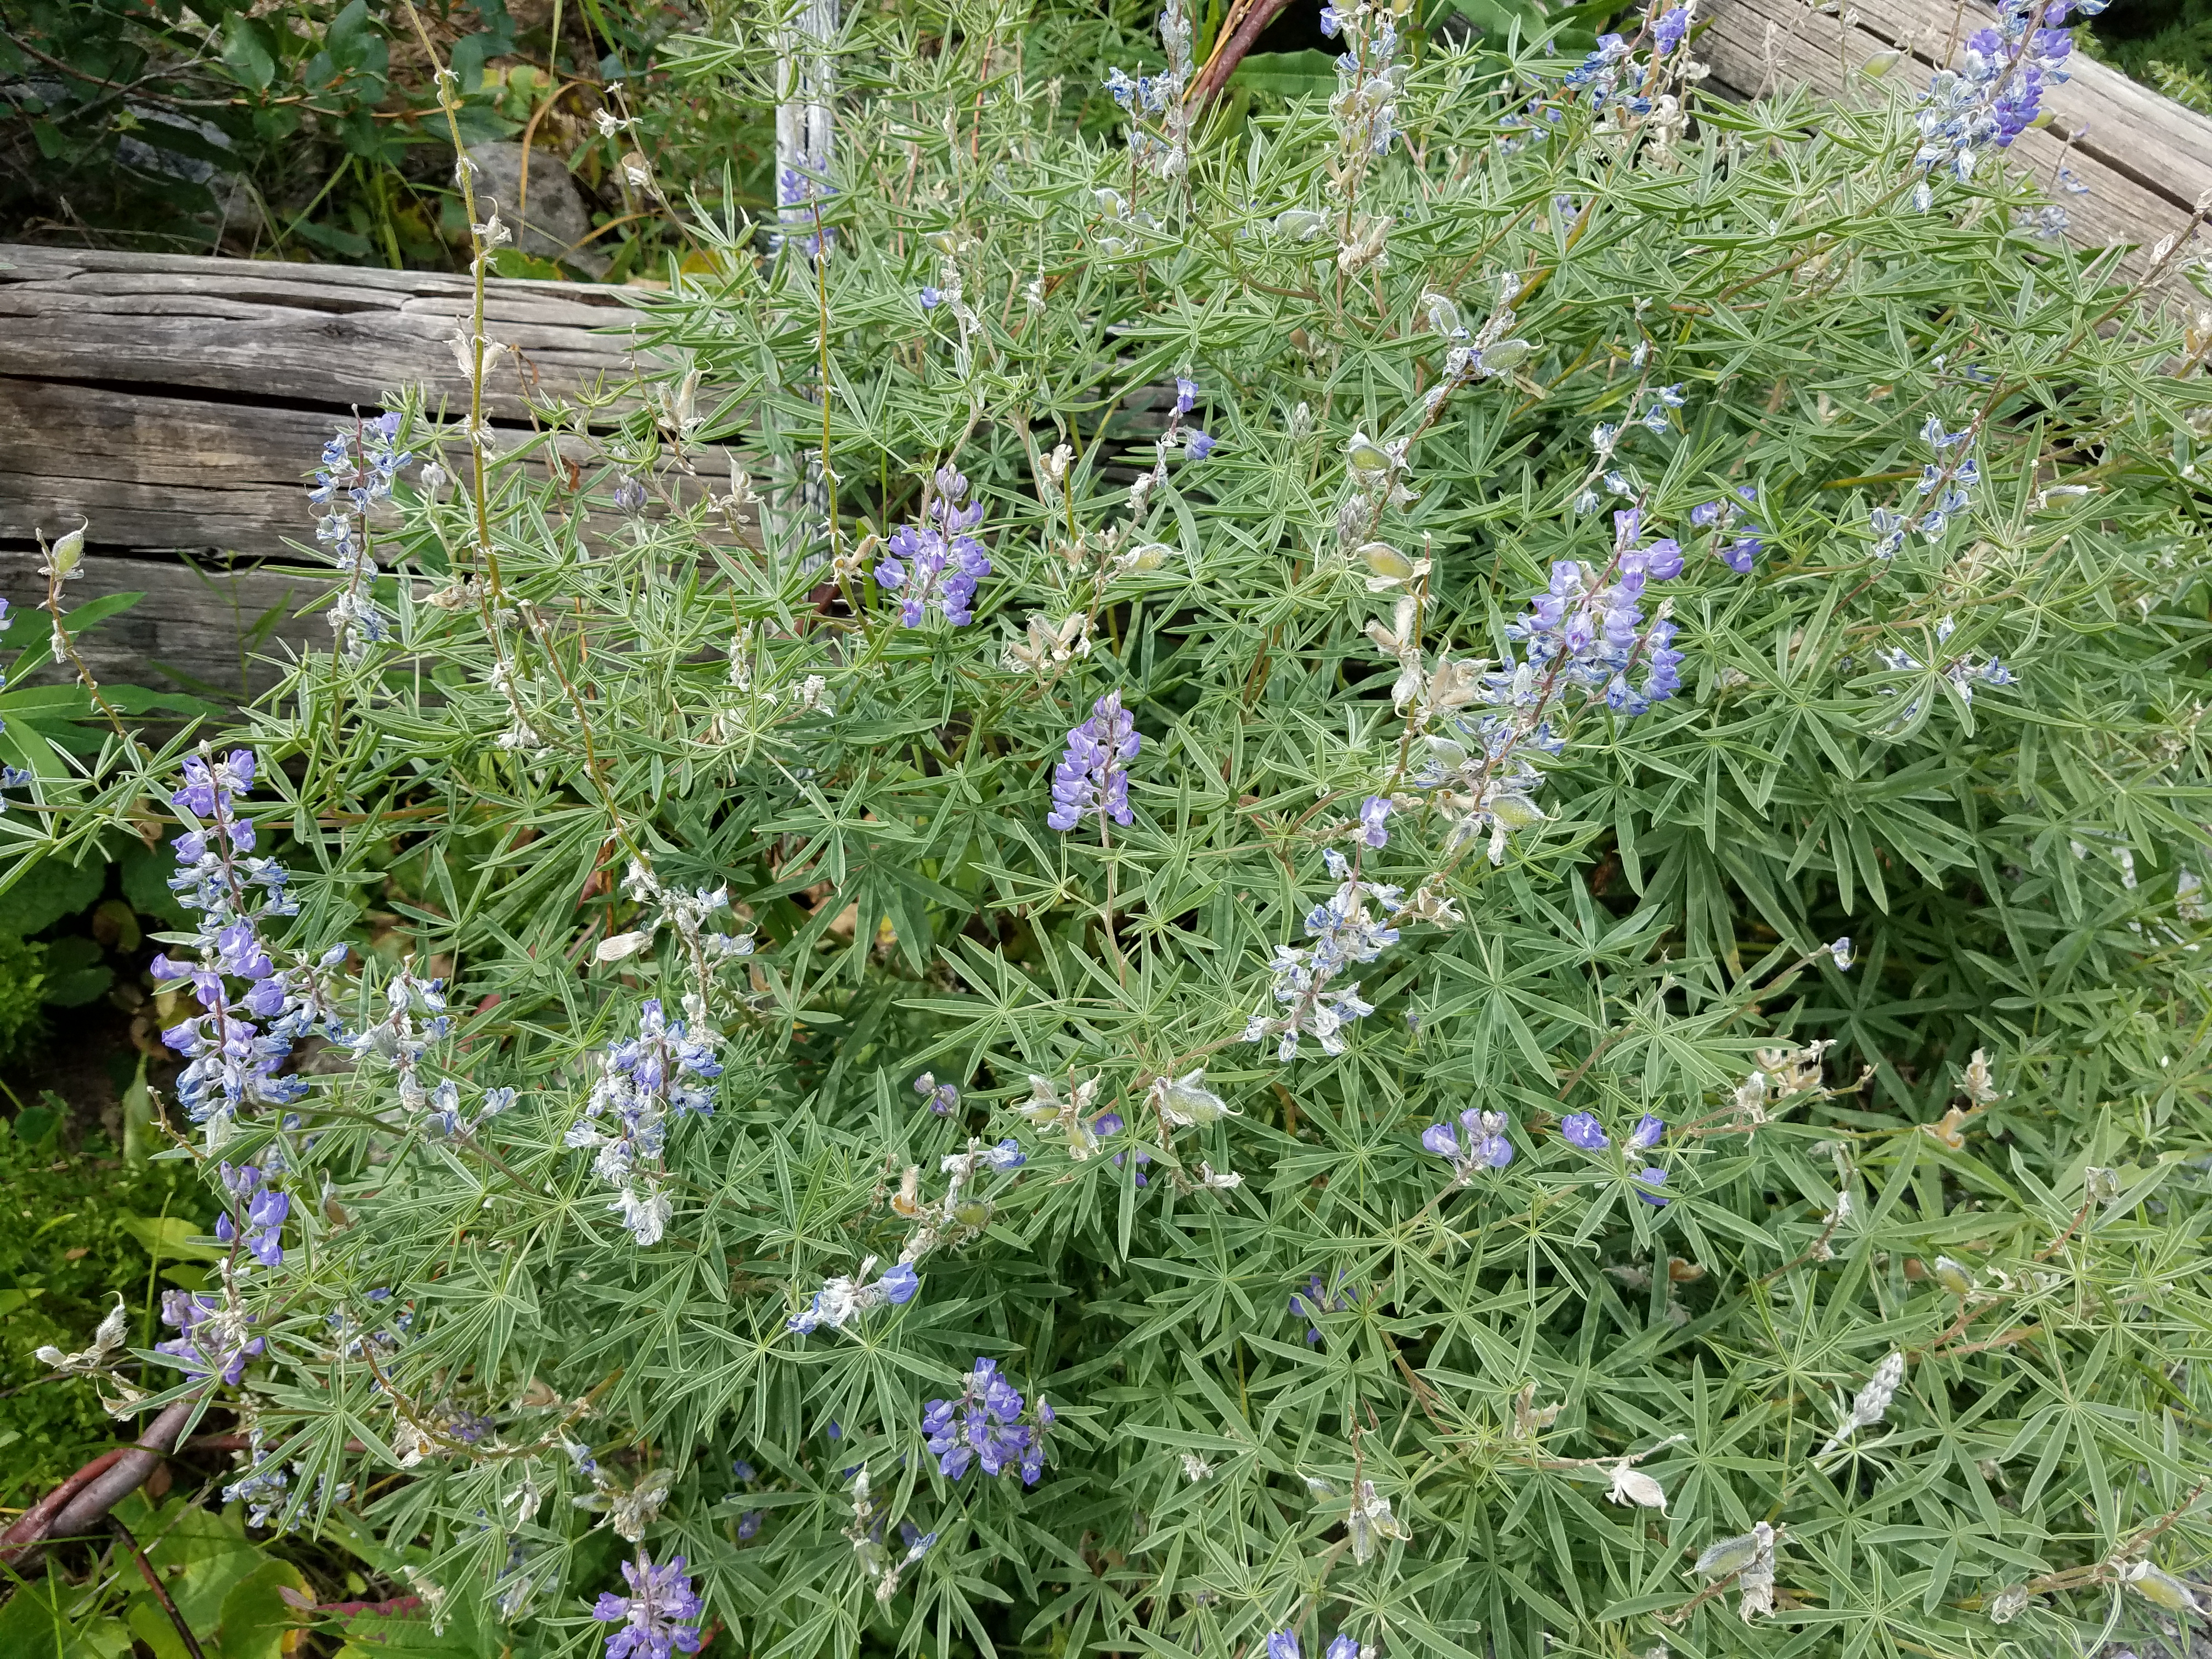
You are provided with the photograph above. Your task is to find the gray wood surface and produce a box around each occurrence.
[0,242,651,571]
[0,551,330,702]
[0,245,642,417]
[1698,0,2212,289]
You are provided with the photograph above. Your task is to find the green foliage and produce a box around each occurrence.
[0,0,754,275]
[0,930,45,1063]
[0,1489,323,1659]
[10,2,2212,1658]
[0,1127,204,1498]
[2083,0,2212,97]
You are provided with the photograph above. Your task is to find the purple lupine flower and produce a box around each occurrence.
[875,466,991,628]
[1357,796,1392,849]
[736,1510,763,1539]
[1047,691,1139,832]
[1466,1108,1516,1168]
[1244,849,1403,1060]
[1828,936,1853,971]
[1719,537,1759,574]
[213,1163,290,1268]
[1424,1109,1514,1175]
[915,1073,960,1116]
[1635,1167,1671,1206]
[591,1550,703,1659]
[923,1358,1048,1484]
[919,286,942,308]
[1627,1114,1666,1152]
[611,476,648,516]
[1639,539,1684,581]
[1290,1273,1354,1343]
[155,1289,263,1385]
[1099,1106,1151,1187]
[1185,431,1217,460]
[879,1262,921,1304]
[1175,376,1198,415]
[568,997,723,1244]
[787,1259,922,1336]
[160,748,347,1146]
[1690,501,1723,527]
[1560,1111,1609,1151]
[1268,1632,1302,1659]
[1505,509,1687,719]
[1653,5,1689,50]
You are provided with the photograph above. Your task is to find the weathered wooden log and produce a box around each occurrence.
[0,550,334,702]
[1697,0,2212,290]
[0,243,646,575]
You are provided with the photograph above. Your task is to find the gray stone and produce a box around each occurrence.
[464,140,609,276]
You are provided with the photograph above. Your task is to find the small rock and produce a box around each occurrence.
[464,140,608,276]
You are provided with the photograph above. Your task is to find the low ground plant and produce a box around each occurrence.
[7,1,2212,1656]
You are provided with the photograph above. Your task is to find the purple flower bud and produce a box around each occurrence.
[919,286,942,308]
[1635,1166,1671,1206]
[1357,795,1392,849]
[1186,431,1217,460]
[1420,1123,1460,1159]
[1327,1639,1359,1659]
[1560,1111,1609,1151]
[1627,1114,1665,1151]
[1268,1633,1301,1659]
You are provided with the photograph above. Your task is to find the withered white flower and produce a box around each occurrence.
[1606,1461,1668,1513]
[1960,1047,2001,1104]
[36,1295,130,1376]
[1817,1350,1906,1455]
[1022,1074,1102,1159]
[1344,1478,1412,1565]
[1983,1583,2033,1624]
[1150,1069,1237,1127]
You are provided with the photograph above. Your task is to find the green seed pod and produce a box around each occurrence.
[1358,543,1414,581]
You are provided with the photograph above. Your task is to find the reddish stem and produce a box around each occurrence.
[1189,0,1299,104]
[0,1397,199,1574]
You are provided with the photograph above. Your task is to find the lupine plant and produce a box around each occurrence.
[10,0,2212,1656]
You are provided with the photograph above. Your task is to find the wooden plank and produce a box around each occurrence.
[0,244,642,421]
[1697,0,2211,288]
[0,377,331,558]
[0,552,331,703]
[0,377,746,563]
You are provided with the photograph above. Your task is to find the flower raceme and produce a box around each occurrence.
[875,466,992,627]
[592,1551,703,1659]
[923,1358,1052,1484]
[150,749,346,1148]
[1047,691,1139,832]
